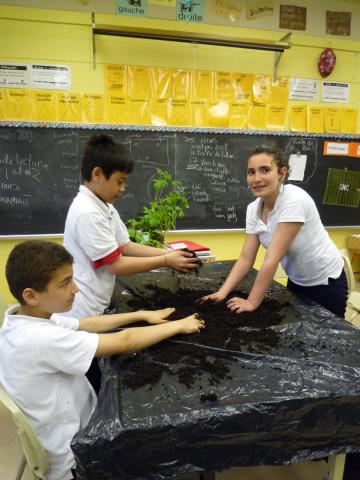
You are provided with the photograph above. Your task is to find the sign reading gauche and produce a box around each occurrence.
[117,0,147,17]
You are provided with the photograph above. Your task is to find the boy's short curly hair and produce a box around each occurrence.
[81,134,134,181]
[6,240,73,304]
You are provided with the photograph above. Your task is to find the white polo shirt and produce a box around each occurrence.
[64,185,130,318]
[0,306,99,480]
[246,184,343,286]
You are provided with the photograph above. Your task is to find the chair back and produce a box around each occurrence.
[0,292,8,328]
[340,249,356,293]
[0,384,49,480]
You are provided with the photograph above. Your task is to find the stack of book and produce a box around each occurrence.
[166,240,216,264]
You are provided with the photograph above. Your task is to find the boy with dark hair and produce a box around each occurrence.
[0,240,204,480]
[64,134,199,320]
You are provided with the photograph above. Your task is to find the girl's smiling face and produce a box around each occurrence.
[247,153,287,203]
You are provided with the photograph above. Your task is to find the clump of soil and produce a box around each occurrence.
[121,285,285,391]
[122,342,232,391]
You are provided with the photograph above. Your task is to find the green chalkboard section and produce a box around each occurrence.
[0,125,359,236]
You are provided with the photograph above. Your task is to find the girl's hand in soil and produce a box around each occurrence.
[142,307,176,325]
[226,297,256,314]
[199,291,226,303]
[176,314,205,334]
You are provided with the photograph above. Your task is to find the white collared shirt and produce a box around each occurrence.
[0,306,98,480]
[246,184,343,286]
[64,185,130,318]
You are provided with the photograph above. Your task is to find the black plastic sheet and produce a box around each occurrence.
[72,262,360,480]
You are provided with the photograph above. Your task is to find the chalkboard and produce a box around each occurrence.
[0,125,359,236]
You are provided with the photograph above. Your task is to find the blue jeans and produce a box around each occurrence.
[287,269,348,318]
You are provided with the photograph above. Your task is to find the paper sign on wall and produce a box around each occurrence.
[322,82,349,104]
[31,65,71,91]
[0,64,29,89]
[117,0,147,17]
[323,142,350,156]
[289,78,318,101]
[246,0,275,20]
[288,154,307,182]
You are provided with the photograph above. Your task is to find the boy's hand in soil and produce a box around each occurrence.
[141,307,176,325]
[226,297,256,314]
[175,314,205,334]
[199,291,226,303]
[165,250,200,273]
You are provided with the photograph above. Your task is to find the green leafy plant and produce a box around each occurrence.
[127,168,189,247]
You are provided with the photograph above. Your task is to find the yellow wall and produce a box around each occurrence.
[0,5,360,303]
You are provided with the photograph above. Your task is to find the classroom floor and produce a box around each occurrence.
[1,286,360,480]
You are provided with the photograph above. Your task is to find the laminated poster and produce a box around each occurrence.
[176,0,204,23]
[3,89,32,121]
[31,91,57,122]
[105,65,127,96]
[81,94,104,124]
[57,93,81,123]
[116,0,147,17]
[289,105,307,132]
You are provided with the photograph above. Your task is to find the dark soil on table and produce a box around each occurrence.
[121,285,288,393]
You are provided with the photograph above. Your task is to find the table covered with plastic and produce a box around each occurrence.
[72,262,360,480]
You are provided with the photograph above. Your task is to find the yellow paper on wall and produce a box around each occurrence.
[248,104,266,129]
[0,90,4,120]
[31,91,57,122]
[172,70,190,100]
[57,93,81,123]
[229,102,249,128]
[150,98,168,126]
[289,104,307,132]
[252,75,271,104]
[192,70,213,101]
[128,98,150,125]
[270,77,289,104]
[105,95,129,124]
[128,66,151,98]
[105,64,127,96]
[168,99,190,126]
[190,100,207,127]
[151,67,172,99]
[210,0,241,22]
[81,94,104,124]
[266,104,286,130]
[340,108,358,134]
[206,101,229,128]
[149,0,175,5]
[308,107,324,134]
[214,72,233,101]
[232,73,253,102]
[3,89,31,121]
[324,108,340,134]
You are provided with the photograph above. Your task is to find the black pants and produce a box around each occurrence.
[70,468,77,479]
[287,269,348,318]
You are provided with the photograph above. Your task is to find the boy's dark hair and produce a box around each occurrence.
[81,134,134,181]
[6,241,73,304]
[249,144,289,179]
